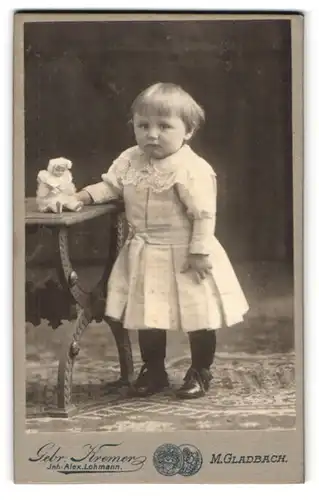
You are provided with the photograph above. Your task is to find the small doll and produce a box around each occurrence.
[36,157,83,213]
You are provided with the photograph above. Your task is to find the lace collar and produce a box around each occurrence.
[119,145,193,193]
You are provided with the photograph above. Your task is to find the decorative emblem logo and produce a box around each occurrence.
[153,443,203,477]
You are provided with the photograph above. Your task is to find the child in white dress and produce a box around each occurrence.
[77,83,249,399]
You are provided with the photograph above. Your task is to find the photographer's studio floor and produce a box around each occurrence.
[25,261,296,432]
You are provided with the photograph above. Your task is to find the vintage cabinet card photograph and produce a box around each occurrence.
[13,12,304,483]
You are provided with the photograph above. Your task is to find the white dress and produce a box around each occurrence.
[85,144,249,332]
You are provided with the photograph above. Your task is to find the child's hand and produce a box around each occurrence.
[75,190,93,205]
[181,254,212,281]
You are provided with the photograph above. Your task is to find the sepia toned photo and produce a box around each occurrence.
[14,12,304,483]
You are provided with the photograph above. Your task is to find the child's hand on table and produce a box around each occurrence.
[75,191,93,205]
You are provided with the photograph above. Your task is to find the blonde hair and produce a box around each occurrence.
[131,83,205,133]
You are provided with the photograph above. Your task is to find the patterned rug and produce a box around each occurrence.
[26,352,296,432]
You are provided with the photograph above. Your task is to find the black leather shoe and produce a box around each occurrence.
[175,368,209,399]
[128,364,169,397]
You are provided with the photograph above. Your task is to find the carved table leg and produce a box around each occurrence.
[47,227,92,417]
[49,308,92,418]
[57,226,90,309]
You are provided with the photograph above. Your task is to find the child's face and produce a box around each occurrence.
[52,165,67,177]
[133,113,194,159]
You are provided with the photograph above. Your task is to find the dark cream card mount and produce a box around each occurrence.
[14,12,304,484]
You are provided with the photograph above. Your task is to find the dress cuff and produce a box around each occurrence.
[189,218,215,254]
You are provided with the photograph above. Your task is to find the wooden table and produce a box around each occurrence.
[25,198,134,417]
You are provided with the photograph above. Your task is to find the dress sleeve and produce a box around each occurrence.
[83,150,130,204]
[175,163,217,254]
